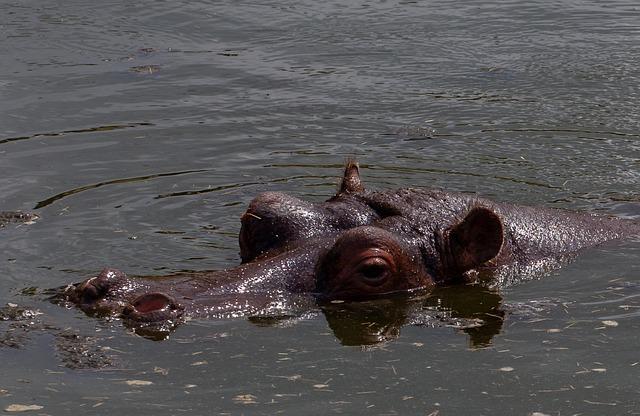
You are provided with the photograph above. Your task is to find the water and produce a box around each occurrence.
[1,0,640,414]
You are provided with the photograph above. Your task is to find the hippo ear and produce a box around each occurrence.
[338,158,365,194]
[443,207,504,276]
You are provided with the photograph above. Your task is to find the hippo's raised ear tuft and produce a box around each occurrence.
[442,207,504,278]
[338,158,365,194]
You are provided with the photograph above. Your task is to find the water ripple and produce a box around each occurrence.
[34,169,208,209]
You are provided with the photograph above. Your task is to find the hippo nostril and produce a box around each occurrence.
[122,292,183,324]
[131,293,175,314]
[69,268,128,310]
[120,293,184,340]
[88,268,126,294]
[81,281,100,304]
[94,268,126,289]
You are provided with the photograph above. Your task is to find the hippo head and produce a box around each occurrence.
[62,161,506,335]
[240,160,505,300]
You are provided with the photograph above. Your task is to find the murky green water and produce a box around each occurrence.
[2,0,639,414]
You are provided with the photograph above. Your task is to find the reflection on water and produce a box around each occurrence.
[321,285,505,348]
[236,284,506,348]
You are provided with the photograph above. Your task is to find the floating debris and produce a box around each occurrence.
[218,50,239,57]
[129,65,160,74]
[4,404,43,412]
[124,380,153,386]
[0,212,39,227]
[583,399,617,406]
[233,394,258,404]
[153,367,169,376]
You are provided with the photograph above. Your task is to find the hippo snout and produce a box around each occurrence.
[62,268,184,338]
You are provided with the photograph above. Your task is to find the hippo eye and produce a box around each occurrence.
[355,256,392,286]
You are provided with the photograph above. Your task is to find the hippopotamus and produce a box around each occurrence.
[60,161,639,335]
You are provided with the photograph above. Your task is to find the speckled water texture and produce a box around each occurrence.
[1,0,640,414]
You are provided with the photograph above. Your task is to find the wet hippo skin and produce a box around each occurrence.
[60,160,640,336]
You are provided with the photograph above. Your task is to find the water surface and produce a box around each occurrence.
[1,0,640,414]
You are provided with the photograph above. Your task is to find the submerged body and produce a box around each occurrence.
[62,161,639,330]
